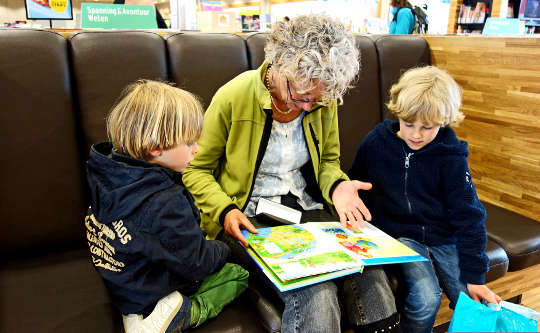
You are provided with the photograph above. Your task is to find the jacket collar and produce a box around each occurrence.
[92,142,183,184]
[111,147,183,184]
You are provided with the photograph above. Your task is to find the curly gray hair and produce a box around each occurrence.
[264,14,360,105]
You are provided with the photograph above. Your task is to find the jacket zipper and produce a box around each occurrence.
[404,151,414,214]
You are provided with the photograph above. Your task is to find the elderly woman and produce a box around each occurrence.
[183,14,399,333]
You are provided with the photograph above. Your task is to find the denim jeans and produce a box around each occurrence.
[279,281,341,333]
[340,266,397,327]
[167,293,192,332]
[397,238,469,333]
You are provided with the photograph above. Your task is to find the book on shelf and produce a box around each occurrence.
[241,221,427,292]
[459,2,489,24]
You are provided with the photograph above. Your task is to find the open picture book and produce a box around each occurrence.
[241,221,427,291]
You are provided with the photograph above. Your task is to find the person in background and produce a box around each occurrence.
[525,0,540,18]
[389,0,415,34]
[113,0,168,28]
[85,80,248,332]
[350,66,501,333]
[183,14,400,333]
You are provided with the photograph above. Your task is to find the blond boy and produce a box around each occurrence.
[350,66,500,333]
[85,80,248,332]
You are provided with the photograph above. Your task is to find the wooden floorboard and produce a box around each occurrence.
[434,263,540,327]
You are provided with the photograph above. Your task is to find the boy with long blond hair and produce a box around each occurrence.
[350,66,500,333]
[85,80,248,332]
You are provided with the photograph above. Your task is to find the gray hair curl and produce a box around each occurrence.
[264,14,360,105]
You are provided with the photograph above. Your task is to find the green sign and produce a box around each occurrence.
[81,3,157,29]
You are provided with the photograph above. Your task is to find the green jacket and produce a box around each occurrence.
[183,62,349,239]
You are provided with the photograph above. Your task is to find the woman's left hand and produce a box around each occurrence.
[332,180,372,229]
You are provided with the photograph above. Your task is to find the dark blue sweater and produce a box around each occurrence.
[85,142,230,316]
[350,120,489,284]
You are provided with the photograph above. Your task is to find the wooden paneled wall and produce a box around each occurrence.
[424,36,540,222]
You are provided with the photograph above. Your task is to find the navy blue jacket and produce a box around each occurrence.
[85,142,230,316]
[350,120,489,284]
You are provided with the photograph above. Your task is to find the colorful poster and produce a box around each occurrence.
[25,0,73,20]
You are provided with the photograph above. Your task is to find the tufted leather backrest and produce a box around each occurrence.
[0,29,85,256]
[69,31,168,155]
[338,35,383,172]
[166,32,250,110]
[370,35,431,119]
[244,32,267,70]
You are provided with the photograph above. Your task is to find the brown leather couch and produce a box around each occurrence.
[1,29,538,333]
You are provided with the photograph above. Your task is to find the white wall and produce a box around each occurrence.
[271,0,379,25]
[408,0,451,34]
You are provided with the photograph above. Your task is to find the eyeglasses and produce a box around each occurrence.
[286,79,323,105]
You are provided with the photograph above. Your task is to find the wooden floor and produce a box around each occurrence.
[434,263,540,327]
[522,286,540,311]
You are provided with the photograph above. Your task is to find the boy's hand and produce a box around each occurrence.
[467,283,501,304]
[224,209,258,247]
[332,180,372,229]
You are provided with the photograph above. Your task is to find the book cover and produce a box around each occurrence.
[241,221,426,290]
[255,197,301,225]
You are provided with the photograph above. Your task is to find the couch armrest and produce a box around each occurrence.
[484,202,540,271]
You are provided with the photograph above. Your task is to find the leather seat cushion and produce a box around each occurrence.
[0,248,264,333]
[484,239,509,283]
[484,202,540,271]
[0,248,121,333]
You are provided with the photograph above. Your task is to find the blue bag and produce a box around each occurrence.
[449,292,540,332]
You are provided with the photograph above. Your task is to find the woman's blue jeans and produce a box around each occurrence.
[397,237,469,333]
[279,281,341,333]
[278,266,397,333]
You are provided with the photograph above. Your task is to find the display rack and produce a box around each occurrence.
[457,0,492,33]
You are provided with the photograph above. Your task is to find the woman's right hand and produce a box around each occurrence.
[224,209,258,247]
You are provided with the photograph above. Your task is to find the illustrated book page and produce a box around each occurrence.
[312,221,427,265]
[242,223,366,282]
[241,221,426,290]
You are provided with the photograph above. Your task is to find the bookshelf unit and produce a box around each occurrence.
[457,0,492,33]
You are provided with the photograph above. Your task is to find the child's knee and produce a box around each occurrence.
[407,290,442,319]
[223,262,249,281]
